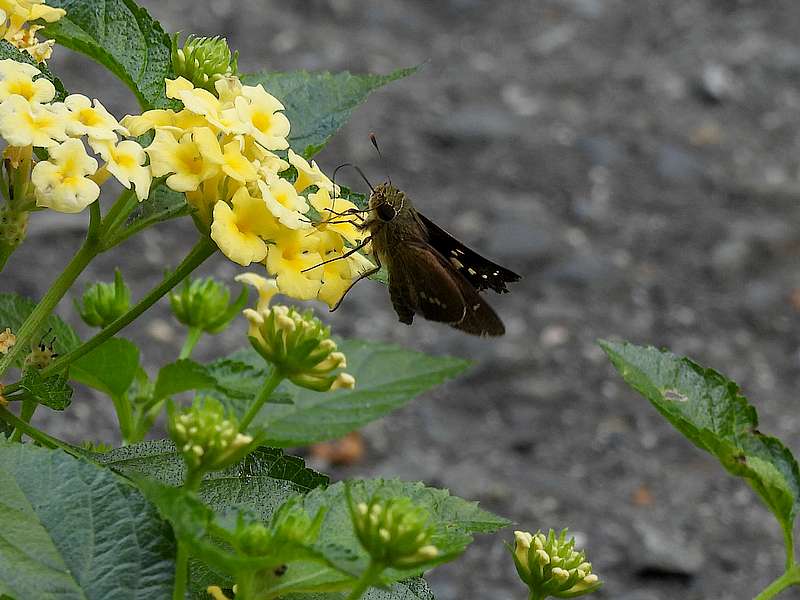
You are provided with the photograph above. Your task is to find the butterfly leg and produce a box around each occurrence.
[302,236,373,272]
[330,252,382,312]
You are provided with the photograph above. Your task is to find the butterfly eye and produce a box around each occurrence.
[376,202,397,222]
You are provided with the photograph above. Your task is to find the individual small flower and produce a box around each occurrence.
[242,289,354,392]
[10,24,56,62]
[511,529,602,599]
[258,177,309,229]
[234,272,278,312]
[211,186,280,266]
[32,138,100,213]
[121,108,204,136]
[219,138,258,182]
[206,586,235,600]
[75,269,131,328]
[0,59,55,103]
[145,126,223,192]
[308,187,364,245]
[169,275,247,334]
[349,490,439,569]
[92,139,152,201]
[314,230,375,309]
[167,396,254,478]
[0,94,66,147]
[60,94,127,141]
[287,149,338,194]
[171,34,239,92]
[264,227,323,300]
[0,327,16,354]
[226,84,290,150]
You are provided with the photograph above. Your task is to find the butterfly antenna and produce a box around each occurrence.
[369,132,391,185]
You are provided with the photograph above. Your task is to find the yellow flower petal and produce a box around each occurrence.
[32,138,100,213]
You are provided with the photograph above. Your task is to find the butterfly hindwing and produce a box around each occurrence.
[388,240,505,336]
[417,212,521,294]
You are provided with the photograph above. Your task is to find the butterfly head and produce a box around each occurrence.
[369,182,407,222]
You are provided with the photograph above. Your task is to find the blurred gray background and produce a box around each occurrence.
[5,1,800,598]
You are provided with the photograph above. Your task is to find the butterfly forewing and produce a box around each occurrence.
[417,213,521,294]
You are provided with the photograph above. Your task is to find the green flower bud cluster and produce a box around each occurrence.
[172,34,239,92]
[168,396,254,481]
[169,275,245,333]
[235,499,324,558]
[75,269,131,328]
[511,529,601,600]
[244,305,355,392]
[350,493,439,569]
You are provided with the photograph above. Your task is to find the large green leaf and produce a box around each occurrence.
[0,41,67,100]
[283,579,436,600]
[250,341,470,446]
[42,0,175,109]
[0,441,174,599]
[70,336,140,397]
[0,293,81,365]
[104,182,191,248]
[601,340,800,535]
[242,67,416,157]
[19,368,73,410]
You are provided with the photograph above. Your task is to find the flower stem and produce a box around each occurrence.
[172,541,189,600]
[0,242,13,272]
[10,398,36,442]
[239,368,285,431]
[0,405,64,449]
[755,564,800,600]
[345,561,384,600]
[0,230,101,379]
[3,237,216,396]
[178,327,203,360]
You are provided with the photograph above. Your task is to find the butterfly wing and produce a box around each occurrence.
[387,240,506,336]
[417,212,521,293]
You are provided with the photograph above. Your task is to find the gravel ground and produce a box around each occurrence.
[5,1,800,598]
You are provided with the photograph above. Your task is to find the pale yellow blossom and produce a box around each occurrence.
[265,227,323,300]
[234,272,279,312]
[61,94,127,141]
[145,127,222,192]
[93,139,152,201]
[211,186,279,266]
[0,94,66,147]
[258,177,308,230]
[0,58,54,103]
[32,138,100,213]
[288,149,338,194]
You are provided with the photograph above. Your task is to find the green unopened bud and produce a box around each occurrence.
[349,490,439,569]
[75,269,131,328]
[0,205,28,248]
[167,396,254,480]
[169,276,246,334]
[510,529,602,599]
[243,303,355,393]
[172,33,239,92]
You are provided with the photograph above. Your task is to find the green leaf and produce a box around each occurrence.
[0,41,67,100]
[0,293,81,364]
[0,441,174,599]
[100,439,327,493]
[19,368,73,409]
[242,67,417,157]
[304,479,508,583]
[601,340,800,533]
[154,359,217,400]
[104,182,191,248]
[250,340,471,446]
[70,336,139,397]
[42,0,175,109]
[281,578,436,600]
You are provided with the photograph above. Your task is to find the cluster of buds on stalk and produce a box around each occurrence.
[511,529,601,600]
[169,275,247,334]
[167,396,255,485]
[238,273,355,392]
[75,269,131,328]
[349,491,439,570]
[172,34,239,92]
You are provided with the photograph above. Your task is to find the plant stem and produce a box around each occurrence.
[344,561,384,600]
[0,231,101,379]
[178,327,203,360]
[0,242,13,272]
[10,398,36,442]
[239,368,285,431]
[783,525,795,571]
[2,237,216,395]
[172,541,189,600]
[0,405,62,448]
[98,188,138,248]
[111,393,134,444]
[755,564,800,600]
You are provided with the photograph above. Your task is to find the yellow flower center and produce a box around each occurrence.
[252,110,272,133]
[114,152,136,169]
[78,107,103,126]
[8,80,35,100]
[176,144,204,175]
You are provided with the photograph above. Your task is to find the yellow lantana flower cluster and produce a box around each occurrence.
[125,75,374,308]
[0,0,65,62]
[0,59,152,213]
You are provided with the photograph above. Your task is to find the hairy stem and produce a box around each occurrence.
[10,398,36,442]
[0,405,66,450]
[239,368,285,431]
[172,541,189,600]
[178,327,203,360]
[344,561,384,600]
